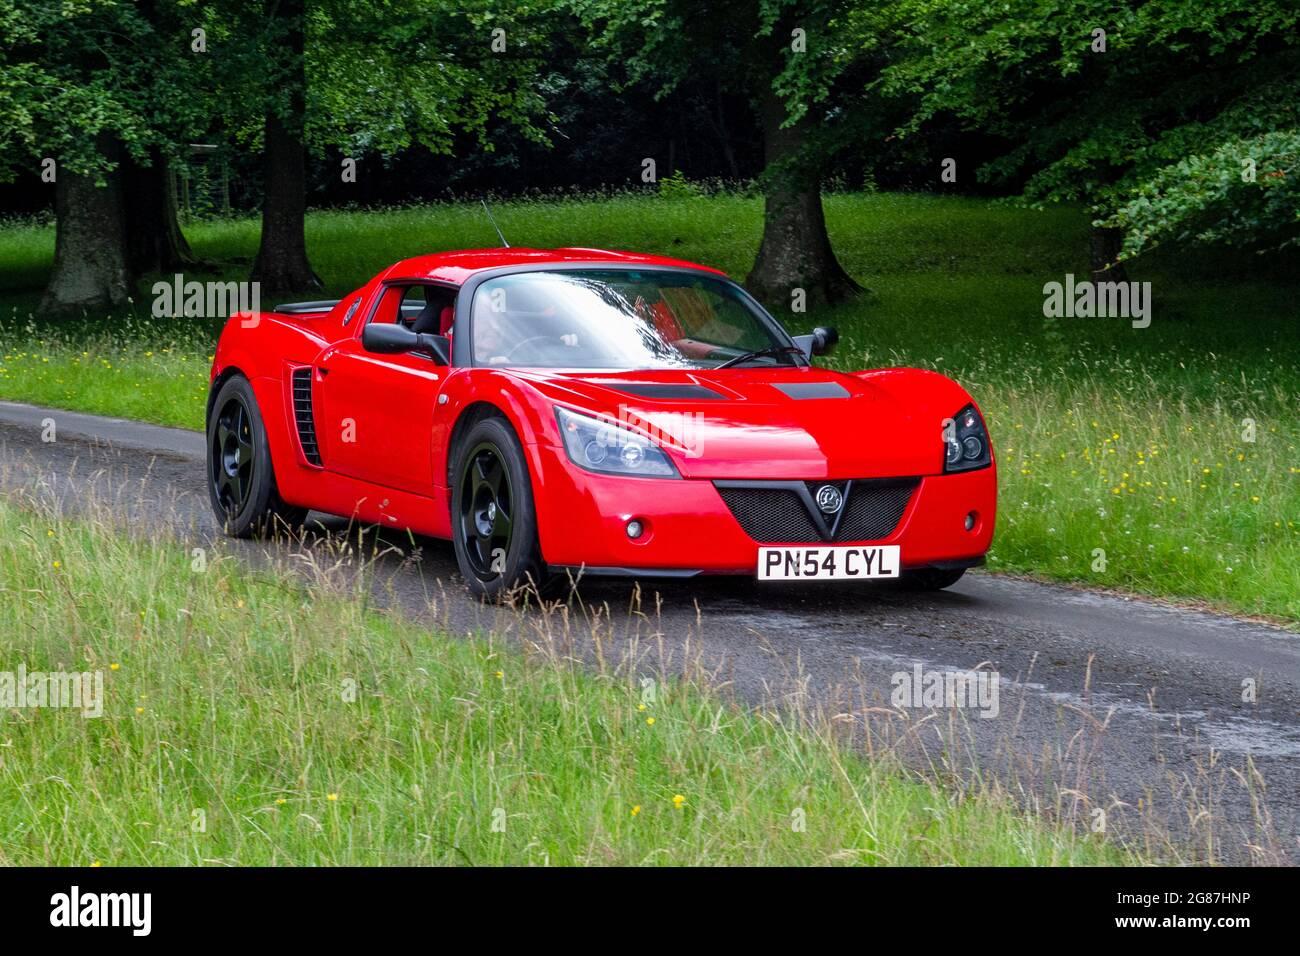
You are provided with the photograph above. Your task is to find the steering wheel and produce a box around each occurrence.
[505,335,561,363]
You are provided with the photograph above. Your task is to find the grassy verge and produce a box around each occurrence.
[0,498,1126,865]
[0,193,1296,620]
[977,375,1299,620]
[0,336,210,428]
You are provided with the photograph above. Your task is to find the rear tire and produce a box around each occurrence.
[902,567,966,591]
[207,375,307,538]
[450,415,548,601]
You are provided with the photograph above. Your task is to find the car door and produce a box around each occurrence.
[314,283,453,496]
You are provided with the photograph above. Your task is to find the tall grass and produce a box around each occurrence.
[980,374,1299,619]
[0,497,1125,866]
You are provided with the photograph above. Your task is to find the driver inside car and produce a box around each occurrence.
[475,308,513,365]
[474,291,579,366]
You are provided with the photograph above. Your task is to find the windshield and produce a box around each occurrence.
[469,269,799,369]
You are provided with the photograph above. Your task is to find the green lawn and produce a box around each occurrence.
[0,192,1296,621]
[0,498,1127,866]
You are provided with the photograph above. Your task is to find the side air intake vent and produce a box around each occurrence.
[291,367,322,465]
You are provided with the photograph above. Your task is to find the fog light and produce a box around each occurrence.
[626,519,644,539]
[964,511,977,531]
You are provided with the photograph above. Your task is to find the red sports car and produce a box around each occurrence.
[207,248,995,598]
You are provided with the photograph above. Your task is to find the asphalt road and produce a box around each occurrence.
[2,399,1297,864]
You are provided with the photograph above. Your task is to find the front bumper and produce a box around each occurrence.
[530,442,996,576]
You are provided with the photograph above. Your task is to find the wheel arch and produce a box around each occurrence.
[446,400,518,487]
[444,398,557,546]
[208,364,309,515]
[207,365,248,429]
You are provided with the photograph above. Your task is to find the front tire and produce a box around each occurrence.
[207,375,307,538]
[450,415,546,600]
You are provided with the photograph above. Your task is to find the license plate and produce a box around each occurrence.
[757,545,901,581]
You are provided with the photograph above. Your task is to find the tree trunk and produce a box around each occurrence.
[1089,225,1128,283]
[39,135,131,316]
[124,147,197,276]
[251,0,322,294]
[745,90,860,311]
[715,83,740,180]
[121,0,196,279]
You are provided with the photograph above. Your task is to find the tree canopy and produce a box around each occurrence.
[2,0,1296,313]
[881,0,1300,260]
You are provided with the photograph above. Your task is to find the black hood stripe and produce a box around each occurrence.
[613,383,727,400]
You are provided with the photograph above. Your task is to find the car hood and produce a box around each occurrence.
[512,366,975,479]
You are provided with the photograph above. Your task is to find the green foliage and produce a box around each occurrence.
[881,0,1300,256]
[0,0,214,178]
[569,0,904,142]
[1104,130,1300,256]
[657,168,700,199]
[304,0,557,156]
[0,0,557,187]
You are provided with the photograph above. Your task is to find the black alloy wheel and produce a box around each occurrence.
[459,442,515,580]
[211,395,256,518]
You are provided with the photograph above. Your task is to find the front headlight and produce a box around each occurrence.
[943,403,992,473]
[555,407,680,478]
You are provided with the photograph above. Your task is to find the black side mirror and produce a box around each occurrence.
[362,322,450,365]
[811,326,839,356]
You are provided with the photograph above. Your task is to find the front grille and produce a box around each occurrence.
[291,367,322,465]
[717,487,821,542]
[716,478,918,543]
[833,479,917,540]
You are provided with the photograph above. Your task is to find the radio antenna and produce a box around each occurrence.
[481,199,510,248]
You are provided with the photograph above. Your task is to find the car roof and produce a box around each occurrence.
[382,247,728,286]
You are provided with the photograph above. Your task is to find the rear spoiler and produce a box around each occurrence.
[273,299,340,315]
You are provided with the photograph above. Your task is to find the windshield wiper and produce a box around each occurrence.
[714,345,807,370]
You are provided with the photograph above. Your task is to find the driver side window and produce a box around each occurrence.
[398,286,427,328]
[369,283,456,336]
